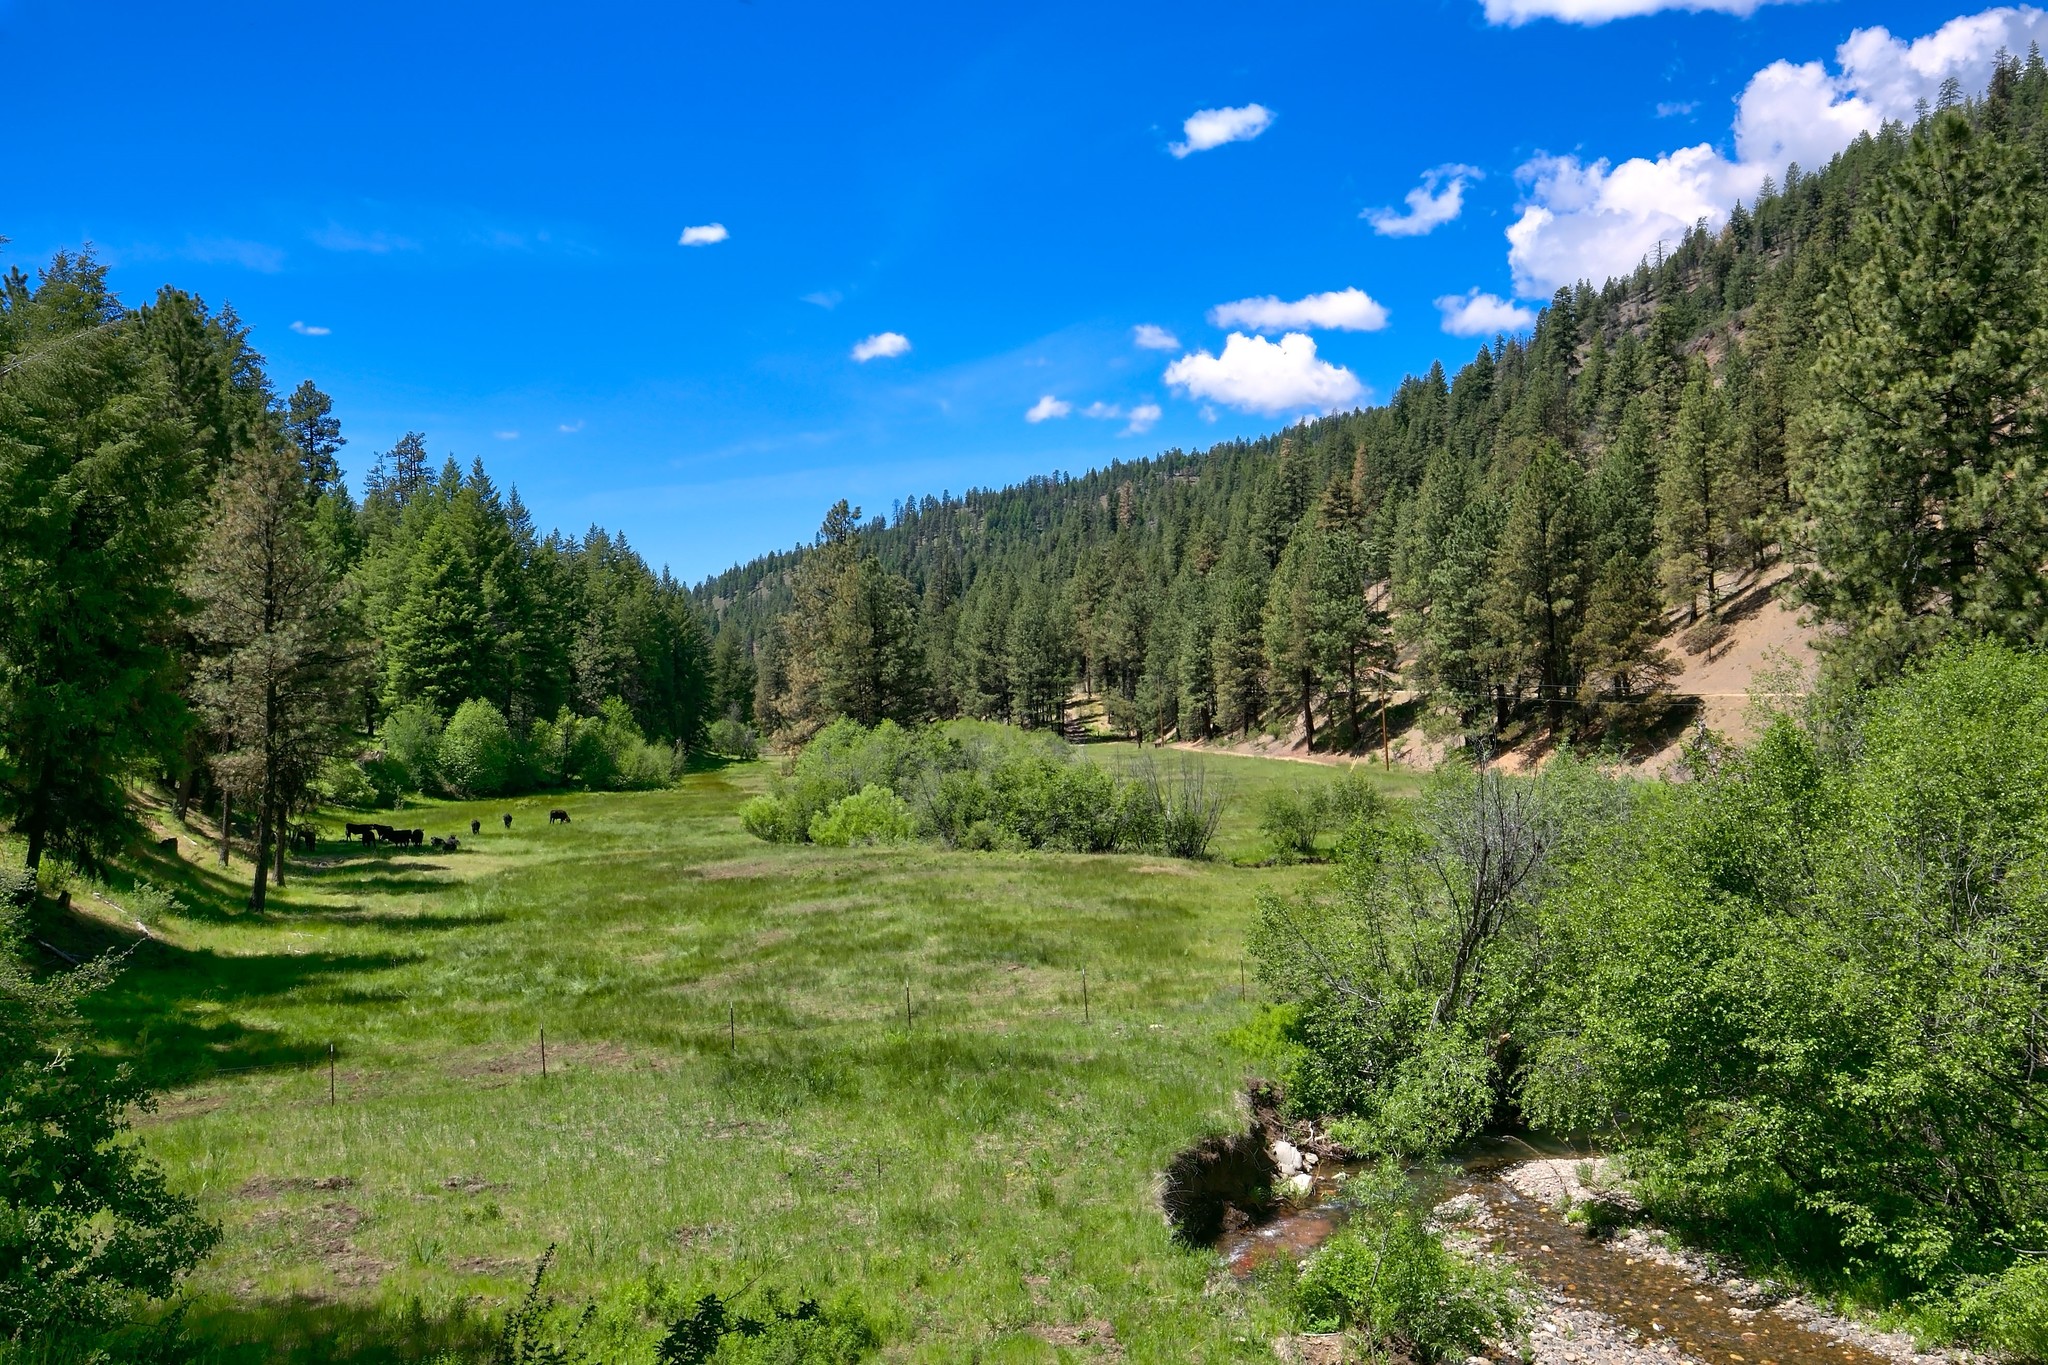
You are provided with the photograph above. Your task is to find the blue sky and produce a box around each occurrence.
[4,0,2028,581]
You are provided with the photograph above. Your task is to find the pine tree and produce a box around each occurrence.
[1263,518,1319,749]
[1488,443,1589,721]
[1575,553,1676,701]
[1304,482,1392,749]
[770,502,925,738]
[282,379,344,498]
[0,260,203,870]
[1793,110,2048,680]
[189,437,360,909]
[1658,360,1733,623]
[1210,538,1269,736]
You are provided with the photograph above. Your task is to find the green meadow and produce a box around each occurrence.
[45,748,1406,1362]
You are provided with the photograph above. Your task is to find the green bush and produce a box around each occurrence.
[1942,1260,2048,1362]
[378,701,445,794]
[1259,783,1326,857]
[739,795,806,844]
[1293,1163,1522,1361]
[313,754,381,809]
[438,698,516,797]
[808,786,917,847]
[736,719,1227,857]
[707,715,760,760]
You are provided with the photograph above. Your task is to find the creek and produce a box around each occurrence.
[1219,1143,1901,1365]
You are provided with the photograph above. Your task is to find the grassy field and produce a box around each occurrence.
[32,747,1409,1362]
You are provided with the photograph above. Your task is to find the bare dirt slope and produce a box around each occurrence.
[1113,563,1820,777]
[1656,562,1818,750]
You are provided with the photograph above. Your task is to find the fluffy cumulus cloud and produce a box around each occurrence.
[289,320,330,336]
[1025,395,1072,423]
[851,332,911,362]
[1505,6,2048,296]
[1164,333,1364,416]
[1484,0,1789,24]
[1081,401,1162,435]
[1132,323,1180,350]
[678,223,728,246]
[1208,287,1389,333]
[1367,164,1483,237]
[1436,289,1539,336]
[1170,103,1274,157]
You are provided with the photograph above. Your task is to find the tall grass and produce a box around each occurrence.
[29,750,1402,1361]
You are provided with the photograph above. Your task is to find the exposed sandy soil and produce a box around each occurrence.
[1131,564,1820,779]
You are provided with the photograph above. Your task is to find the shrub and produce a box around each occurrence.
[378,702,445,794]
[707,716,760,760]
[808,786,916,847]
[736,719,1229,858]
[1259,783,1326,857]
[438,699,516,797]
[1150,758,1224,859]
[1294,1163,1522,1361]
[739,795,805,844]
[0,867,34,909]
[313,754,381,809]
[1942,1260,2048,1362]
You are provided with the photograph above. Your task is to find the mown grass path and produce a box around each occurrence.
[71,751,1399,1362]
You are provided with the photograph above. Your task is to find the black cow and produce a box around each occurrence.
[502,813,513,829]
[371,823,398,843]
[431,836,446,850]
[549,809,571,825]
[471,818,481,836]
[294,824,318,852]
[444,835,461,853]
[407,828,425,847]
[345,821,375,843]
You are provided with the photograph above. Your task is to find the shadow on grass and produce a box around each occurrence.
[31,896,421,1091]
[173,1293,497,1365]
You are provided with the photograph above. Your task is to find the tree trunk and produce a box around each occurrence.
[250,801,273,911]
[219,790,233,867]
[24,822,44,873]
[1299,667,1315,752]
[273,799,287,888]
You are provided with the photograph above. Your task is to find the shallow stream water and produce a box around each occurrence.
[1220,1146,1900,1365]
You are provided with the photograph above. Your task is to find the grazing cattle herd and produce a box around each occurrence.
[157,808,580,863]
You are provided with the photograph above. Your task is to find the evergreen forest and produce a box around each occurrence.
[701,65,2048,756]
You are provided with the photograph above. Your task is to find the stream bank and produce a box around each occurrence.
[1191,1132,1968,1365]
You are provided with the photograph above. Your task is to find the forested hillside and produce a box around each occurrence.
[699,55,2048,753]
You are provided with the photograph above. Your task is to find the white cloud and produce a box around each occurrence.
[1436,289,1540,336]
[679,223,729,246]
[184,237,286,272]
[1367,164,1482,237]
[1483,0,1789,24]
[289,320,331,336]
[1656,100,1700,117]
[1169,103,1274,158]
[1208,287,1389,333]
[1132,323,1180,351]
[802,290,843,309]
[1080,400,1163,435]
[1163,332,1364,416]
[1506,145,1764,296]
[559,420,585,433]
[1504,7,2048,296]
[1025,395,1072,423]
[311,224,420,254]
[851,331,911,362]
[494,430,519,440]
